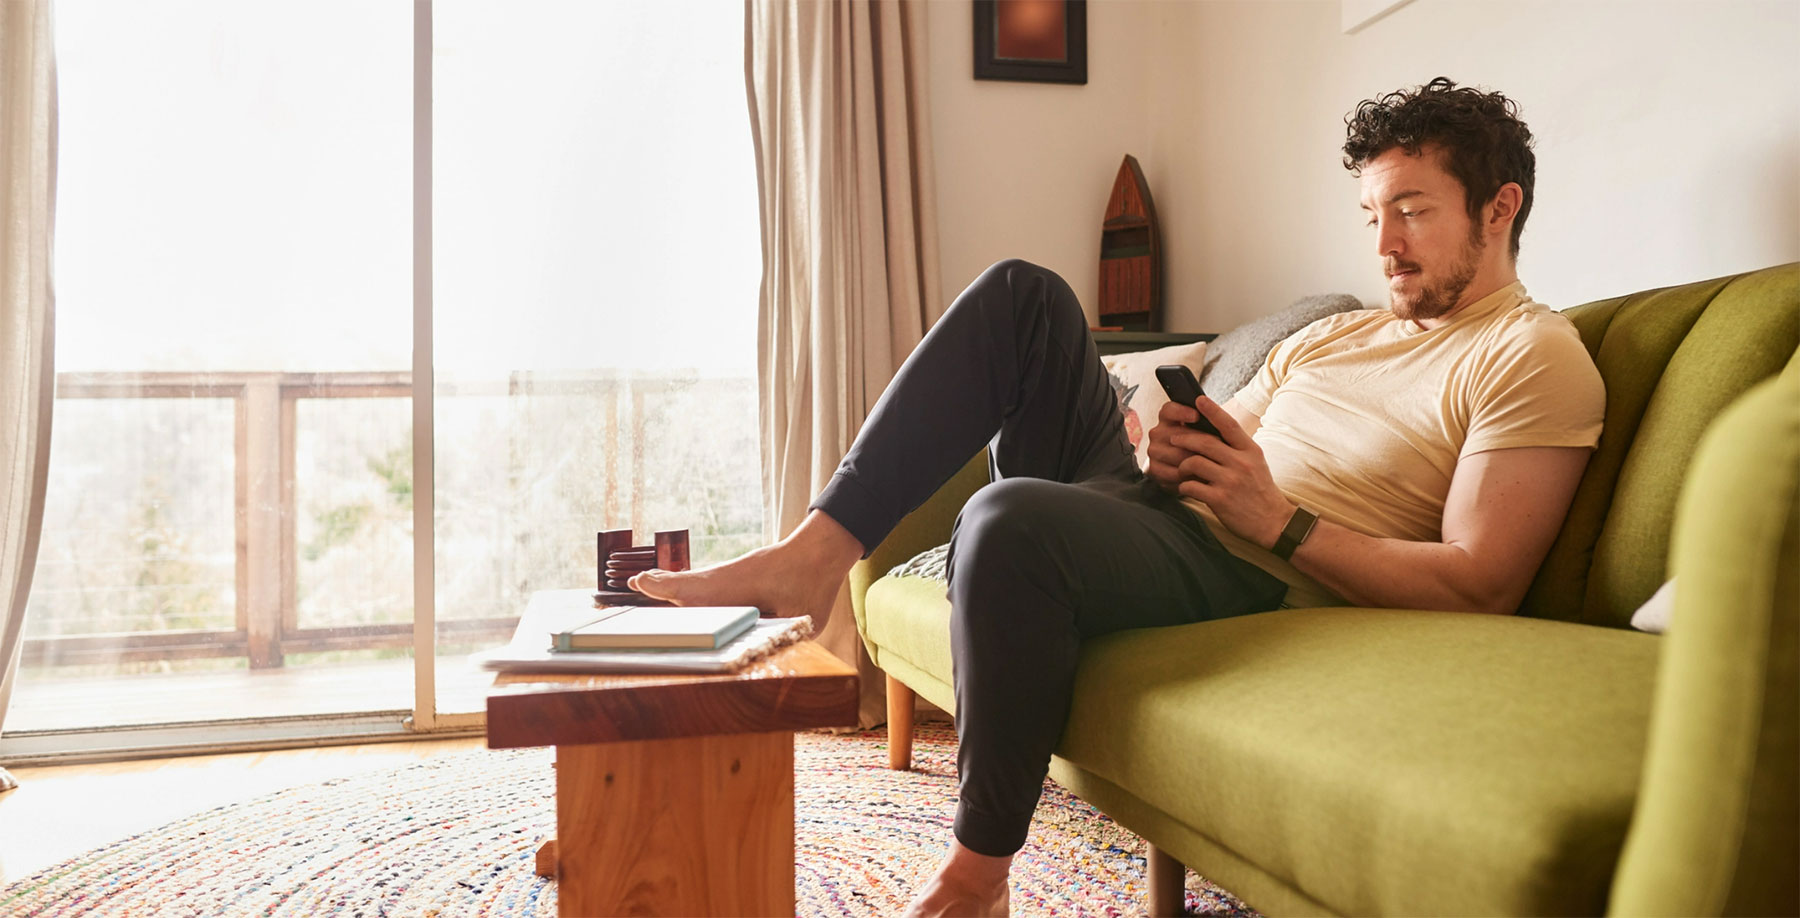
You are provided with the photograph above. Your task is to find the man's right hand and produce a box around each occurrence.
[1145,397,1265,495]
[1145,399,1206,494]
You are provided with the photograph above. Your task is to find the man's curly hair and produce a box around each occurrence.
[1343,77,1536,259]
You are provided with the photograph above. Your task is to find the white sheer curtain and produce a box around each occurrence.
[745,0,943,726]
[0,0,57,791]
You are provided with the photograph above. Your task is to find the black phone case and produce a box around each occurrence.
[1154,365,1222,437]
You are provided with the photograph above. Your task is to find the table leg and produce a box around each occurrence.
[555,731,795,917]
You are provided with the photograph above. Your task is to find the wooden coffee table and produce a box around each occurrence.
[487,598,860,917]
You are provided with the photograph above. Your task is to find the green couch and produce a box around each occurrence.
[850,264,1799,916]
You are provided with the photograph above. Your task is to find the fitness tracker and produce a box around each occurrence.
[1272,505,1319,561]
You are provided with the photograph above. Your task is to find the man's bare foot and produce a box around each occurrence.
[903,840,1012,918]
[627,510,865,625]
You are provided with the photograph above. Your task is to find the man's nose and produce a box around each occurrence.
[1375,219,1404,259]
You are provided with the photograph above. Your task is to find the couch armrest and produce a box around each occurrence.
[849,450,989,639]
[1609,360,1800,916]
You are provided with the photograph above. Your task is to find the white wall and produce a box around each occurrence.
[928,0,1800,332]
[926,0,1159,321]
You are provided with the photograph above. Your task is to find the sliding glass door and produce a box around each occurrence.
[2,0,761,759]
[7,1,416,744]
[429,1,762,717]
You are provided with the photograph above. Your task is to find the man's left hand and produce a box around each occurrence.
[1169,396,1295,550]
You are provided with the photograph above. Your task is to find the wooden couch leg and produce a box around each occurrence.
[1148,843,1185,917]
[886,674,916,770]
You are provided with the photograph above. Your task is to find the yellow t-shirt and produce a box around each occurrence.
[1184,282,1606,609]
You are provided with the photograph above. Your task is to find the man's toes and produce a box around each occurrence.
[629,570,677,599]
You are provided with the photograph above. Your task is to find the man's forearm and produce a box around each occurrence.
[1285,518,1516,616]
[1158,401,1582,616]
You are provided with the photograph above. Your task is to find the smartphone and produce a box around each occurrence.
[1154,365,1223,438]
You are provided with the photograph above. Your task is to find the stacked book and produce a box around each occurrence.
[473,589,812,674]
[551,605,760,652]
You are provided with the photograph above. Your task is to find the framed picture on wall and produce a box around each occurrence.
[973,0,1087,85]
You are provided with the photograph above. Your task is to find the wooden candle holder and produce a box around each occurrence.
[594,528,690,606]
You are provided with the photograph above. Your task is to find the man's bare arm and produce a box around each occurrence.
[1285,446,1588,615]
[1148,395,1590,616]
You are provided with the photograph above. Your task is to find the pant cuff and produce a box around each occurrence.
[811,471,892,559]
[953,797,1033,857]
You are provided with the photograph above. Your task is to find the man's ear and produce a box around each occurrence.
[1485,182,1523,237]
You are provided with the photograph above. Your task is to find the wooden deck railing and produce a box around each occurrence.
[24,370,674,670]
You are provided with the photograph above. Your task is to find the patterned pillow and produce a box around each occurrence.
[1100,340,1208,471]
[890,543,949,583]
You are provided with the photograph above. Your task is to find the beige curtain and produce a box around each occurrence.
[0,0,57,791]
[745,0,943,726]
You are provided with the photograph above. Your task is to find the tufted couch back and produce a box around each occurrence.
[1519,263,1800,628]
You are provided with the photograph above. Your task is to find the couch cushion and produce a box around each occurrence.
[863,572,955,699]
[1057,608,1660,916]
[1524,263,1799,626]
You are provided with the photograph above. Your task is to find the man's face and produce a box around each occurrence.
[1358,145,1485,323]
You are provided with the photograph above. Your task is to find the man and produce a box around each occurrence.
[631,77,1604,917]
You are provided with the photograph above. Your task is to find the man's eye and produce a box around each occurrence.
[1364,218,1377,228]
[1400,211,1419,218]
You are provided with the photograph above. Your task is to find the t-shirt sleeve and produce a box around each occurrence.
[1461,315,1606,457]
[1233,317,1332,417]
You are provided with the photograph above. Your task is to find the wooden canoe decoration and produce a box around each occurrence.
[1098,154,1162,331]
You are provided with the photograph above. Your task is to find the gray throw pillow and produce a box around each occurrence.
[1199,293,1365,402]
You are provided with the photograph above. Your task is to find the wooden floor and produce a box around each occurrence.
[0,735,486,885]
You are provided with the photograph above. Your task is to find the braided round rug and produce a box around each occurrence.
[4,724,1258,917]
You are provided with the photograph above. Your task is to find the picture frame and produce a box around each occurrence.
[973,0,1087,85]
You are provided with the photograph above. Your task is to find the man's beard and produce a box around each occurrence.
[1386,227,1484,323]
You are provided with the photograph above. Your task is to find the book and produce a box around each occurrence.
[550,605,759,652]
[475,616,813,674]
[472,590,814,674]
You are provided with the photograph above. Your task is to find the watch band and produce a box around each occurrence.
[1271,505,1319,561]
